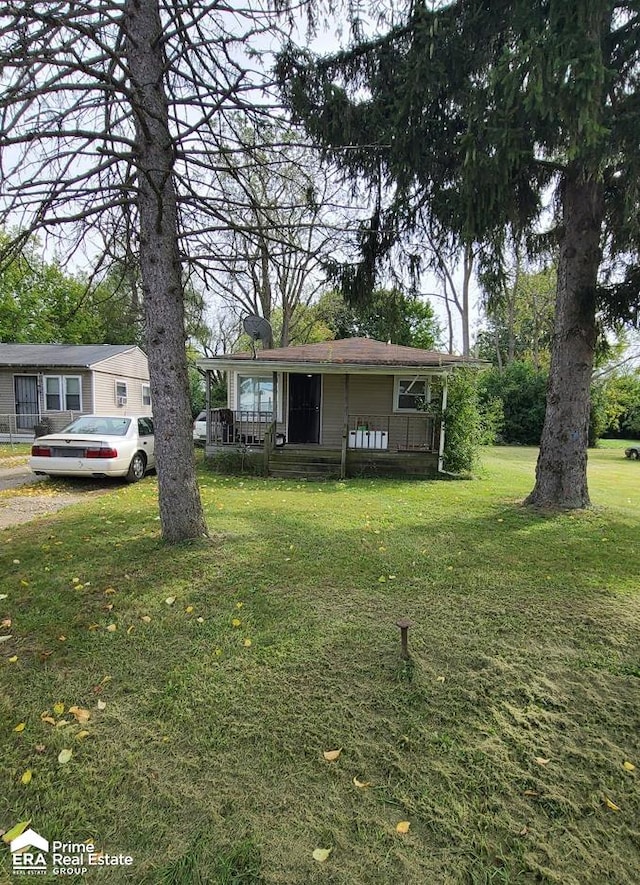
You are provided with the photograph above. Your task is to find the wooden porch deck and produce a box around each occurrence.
[204,444,439,480]
[264,445,438,480]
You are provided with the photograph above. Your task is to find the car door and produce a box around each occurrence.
[137,417,155,468]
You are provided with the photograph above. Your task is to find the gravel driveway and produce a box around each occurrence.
[0,463,105,529]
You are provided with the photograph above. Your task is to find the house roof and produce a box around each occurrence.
[0,343,141,368]
[198,337,484,374]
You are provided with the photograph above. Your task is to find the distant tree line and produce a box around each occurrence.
[477,262,640,445]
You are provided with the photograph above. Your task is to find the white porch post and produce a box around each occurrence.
[438,374,448,473]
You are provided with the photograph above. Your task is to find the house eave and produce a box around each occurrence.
[197,358,475,375]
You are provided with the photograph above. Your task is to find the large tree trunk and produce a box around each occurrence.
[525,170,604,508]
[124,0,207,542]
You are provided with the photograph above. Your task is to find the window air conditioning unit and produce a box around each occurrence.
[117,396,127,406]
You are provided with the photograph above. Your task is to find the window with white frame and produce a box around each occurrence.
[115,380,128,405]
[142,383,151,406]
[44,375,82,411]
[394,377,431,412]
[237,375,274,415]
[64,376,81,410]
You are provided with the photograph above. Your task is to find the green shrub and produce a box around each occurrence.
[442,368,485,474]
[478,361,548,445]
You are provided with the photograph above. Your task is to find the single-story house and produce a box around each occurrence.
[197,338,483,478]
[0,344,151,437]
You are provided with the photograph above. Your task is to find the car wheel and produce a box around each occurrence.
[126,452,146,483]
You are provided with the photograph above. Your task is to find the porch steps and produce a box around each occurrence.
[269,447,341,480]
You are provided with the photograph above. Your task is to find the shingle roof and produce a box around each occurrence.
[217,338,476,367]
[0,344,139,367]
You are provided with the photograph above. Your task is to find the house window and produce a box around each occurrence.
[142,383,151,406]
[44,375,82,411]
[65,377,81,411]
[237,375,273,414]
[45,376,61,410]
[115,380,128,405]
[394,377,430,412]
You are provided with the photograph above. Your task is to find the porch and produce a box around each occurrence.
[204,409,441,479]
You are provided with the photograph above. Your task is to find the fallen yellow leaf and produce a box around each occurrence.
[623,761,635,772]
[8,655,18,663]
[106,624,117,632]
[53,702,65,716]
[58,748,73,765]
[20,770,32,785]
[604,796,621,811]
[141,615,152,623]
[534,757,550,766]
[40,714,56,726]
[323,748,342,762]
[231,618,241,627]
[353,777,371,788]
[75,730,90,741]
[104,587,116,595]
[312,848,332,863]
[165,596,176,606]
[2,820,31,844]
[243,638,252,647]
[96,700,106,711]
[68,706,91,725]
[127,625,135,635]
[396,821,410,834]
[185,606,194,614]
[14,722,26,733]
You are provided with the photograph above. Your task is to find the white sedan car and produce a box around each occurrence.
[29,415,155,482]
[193,410,207,445]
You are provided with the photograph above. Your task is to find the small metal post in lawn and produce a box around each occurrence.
[396,617,413,660]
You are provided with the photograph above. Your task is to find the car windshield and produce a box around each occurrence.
[60,417,131,436]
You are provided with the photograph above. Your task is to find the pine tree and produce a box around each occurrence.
[278,0,640,507]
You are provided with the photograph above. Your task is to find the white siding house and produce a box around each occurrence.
[0,344,151,437]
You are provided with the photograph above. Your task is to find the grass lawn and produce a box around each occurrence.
[1,446,639,884]
[0,443,32,466]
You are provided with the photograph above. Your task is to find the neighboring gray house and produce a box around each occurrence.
[0,344,151,436]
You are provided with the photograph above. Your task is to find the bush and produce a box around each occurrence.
[442,368,485,474]
[478,361,548,445]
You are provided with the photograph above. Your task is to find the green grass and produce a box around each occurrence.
[1,447,639,884]
[0,442,31,465]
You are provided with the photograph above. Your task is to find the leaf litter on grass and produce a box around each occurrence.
[0,452,639,884]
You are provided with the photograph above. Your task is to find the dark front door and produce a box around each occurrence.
[288,374,321,444]
[14,375,39,430]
